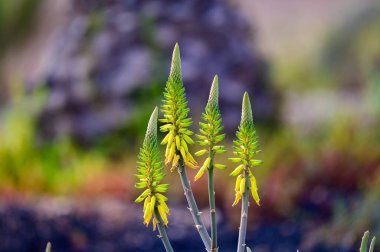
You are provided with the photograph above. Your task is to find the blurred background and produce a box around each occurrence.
[0,0,379,251]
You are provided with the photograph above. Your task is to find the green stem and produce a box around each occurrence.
[237,170,250,252]
[178,160,211,251]
[154,208,174,252]
[208,157,218,252]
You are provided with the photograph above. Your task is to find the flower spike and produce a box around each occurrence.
[160,44,211,250]
[194,75,226,181]
[160,43,197,171]
[136,107,170,229]
[229,92,262,206]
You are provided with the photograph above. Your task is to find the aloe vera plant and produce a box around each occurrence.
[160,43,211,250]
[229,92,262,252]
[194,75,226,252]
[135,107,173,252]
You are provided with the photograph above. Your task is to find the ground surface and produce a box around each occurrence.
[0,197,358,252]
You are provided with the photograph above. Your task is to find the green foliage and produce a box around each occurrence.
[160,43,197,170]
[136,107,170,229]
[229,92,262,206]
[194,75,226,180]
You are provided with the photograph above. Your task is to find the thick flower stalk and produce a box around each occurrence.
[229,92,262,252]
[160,43,211,250]
[194,75,226,251]
[135,107,173,252]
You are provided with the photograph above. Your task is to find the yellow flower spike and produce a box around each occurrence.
[229,92,263,208]
[136,108,171,230]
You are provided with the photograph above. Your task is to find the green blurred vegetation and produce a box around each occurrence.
[0,84,107,194]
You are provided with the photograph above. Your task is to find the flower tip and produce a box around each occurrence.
[146,107,158,140]
[241,91,253,125]
[169,43,182,82]
[207,75,219,107]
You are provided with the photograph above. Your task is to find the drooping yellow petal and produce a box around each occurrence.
[184,161,197,169]
[186,152,197,164]
[240,178,246,195]
[161,133,170,145]
[143,202,154,226]
[230,164,244,176]
[158,205,169,226]
[175,135,181,150]
[181,139,188,152]
[232,192,242,206]
[235,175,242,193]
[214,164,226,170]
[250,176,260,206]
[195,149,208,156]
[153,217,157,231]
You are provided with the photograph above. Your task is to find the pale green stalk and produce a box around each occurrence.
[154,208,174,252]
[178,161,211,250]
[237,170,250,252]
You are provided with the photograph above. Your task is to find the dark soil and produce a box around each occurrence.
[0,197,358,252]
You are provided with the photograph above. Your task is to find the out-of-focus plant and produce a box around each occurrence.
[0,84,106,193]
[360,231,376,252]
[45,242,51,252]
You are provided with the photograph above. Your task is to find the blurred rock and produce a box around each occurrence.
[39,0,279,144]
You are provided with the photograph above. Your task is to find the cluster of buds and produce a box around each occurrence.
[229,92,262,206]
[135,107,170,229]
[160,44,197,171]
[194,75,227,181]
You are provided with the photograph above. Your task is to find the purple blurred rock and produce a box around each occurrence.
[40,0,279,143]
